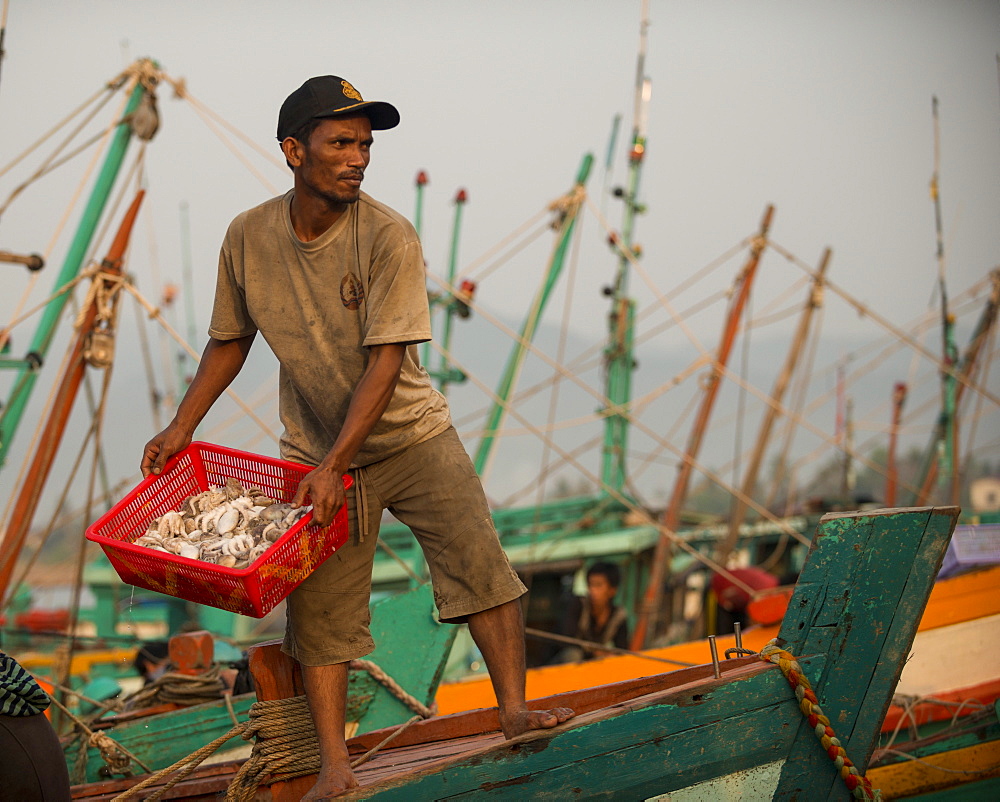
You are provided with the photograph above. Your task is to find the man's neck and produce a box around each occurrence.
[289,190,349,242]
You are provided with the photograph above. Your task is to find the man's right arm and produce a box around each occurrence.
[141,333,256,476]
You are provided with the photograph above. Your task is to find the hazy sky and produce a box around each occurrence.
[1,1,998,528]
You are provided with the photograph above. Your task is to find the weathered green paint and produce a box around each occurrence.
[774,507,958,800]
[341,507,956,800]
[63,693,256,783]
[348,662,809,800]
[354,583,458,732]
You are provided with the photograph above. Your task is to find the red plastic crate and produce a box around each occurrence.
[86,442,352,618]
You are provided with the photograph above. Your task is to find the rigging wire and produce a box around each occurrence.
[159,72,283,195]
[120,280,279,445]
[533,183,586,512]
[0,83,113,182]
[770,239,1000,408]
[424,205,551,288]
[160,72,287,174]
[426,268,812,551]
[591,202,931,501]
[0,73,135,354]
[429,340,769,593]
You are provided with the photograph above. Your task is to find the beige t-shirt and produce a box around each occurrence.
[209,190,452,467]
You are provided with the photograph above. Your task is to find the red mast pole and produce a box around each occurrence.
[885,382,907,507]
[0,191,145,604]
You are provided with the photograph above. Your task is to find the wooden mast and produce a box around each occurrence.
[885,381,907,507]
[719,247,830,563]
[0,191,145,605]
[631,205,773,649]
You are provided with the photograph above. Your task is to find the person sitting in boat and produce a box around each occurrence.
[140,74,574,799]
[553,562,630,663]
[0,650,72,800]
[133,639,170,685]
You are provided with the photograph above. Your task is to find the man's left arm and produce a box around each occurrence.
[291,342,405,525]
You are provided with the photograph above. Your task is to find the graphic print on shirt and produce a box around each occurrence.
[340,272,365,310]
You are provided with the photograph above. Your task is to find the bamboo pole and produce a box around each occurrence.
[631,205,773,650]
[885,382,907,507]
[719,247,830,563]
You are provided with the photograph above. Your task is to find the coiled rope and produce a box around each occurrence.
[121,667,228,712]
[760,639,881,801]
[110,659,435,801]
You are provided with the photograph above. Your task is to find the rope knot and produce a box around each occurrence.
[89,730,134,776]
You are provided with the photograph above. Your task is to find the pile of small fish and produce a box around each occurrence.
[134,477,311,569]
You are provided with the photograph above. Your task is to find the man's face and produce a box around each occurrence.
[587,573,617,608]
[291,115,373,207]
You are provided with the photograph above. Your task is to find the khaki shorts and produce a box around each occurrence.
[281,426,527,666]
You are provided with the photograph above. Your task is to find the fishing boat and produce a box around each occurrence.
[2,5,997,798]
[68,505,959,799]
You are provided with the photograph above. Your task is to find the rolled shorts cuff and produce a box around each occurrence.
[279,635,376,667]
[437,576,527,623]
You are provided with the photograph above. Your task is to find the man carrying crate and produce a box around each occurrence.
[141,75,573,799]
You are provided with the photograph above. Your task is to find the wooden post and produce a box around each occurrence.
[246,641,314,802]
[720,247,831,563]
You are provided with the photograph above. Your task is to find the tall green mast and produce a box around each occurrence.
[473,154,593,477]
[0,67,151,469]
[600,1,650,496]
[435,188,469,394]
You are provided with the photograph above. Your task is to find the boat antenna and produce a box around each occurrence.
[0,0,9,100]
[929,96,960,505]
[600,113,622,219]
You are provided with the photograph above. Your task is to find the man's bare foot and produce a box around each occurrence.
[499,706,575,739]
[301,761,359,800]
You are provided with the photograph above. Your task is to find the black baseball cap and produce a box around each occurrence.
[277,76,400,141]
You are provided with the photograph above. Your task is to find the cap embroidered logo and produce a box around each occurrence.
[341,81,363,102]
